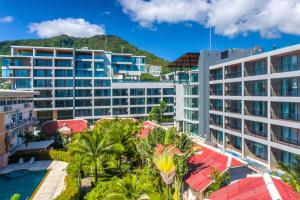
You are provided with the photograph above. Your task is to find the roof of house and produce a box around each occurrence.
[210,175,300,200]
[168,52,200,68]
[184,146,246,193]
[41,119,88,134]
[155,144,183,155]
[138,121,159,139]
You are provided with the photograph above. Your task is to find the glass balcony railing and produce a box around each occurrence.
[271,134,300,149]
[225,71,242,79]
[272,63,299,73]
[245,109,267,117]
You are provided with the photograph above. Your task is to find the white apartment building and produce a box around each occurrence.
[0,90,37,168]
[1,46,175,123]
[209,44,300,169]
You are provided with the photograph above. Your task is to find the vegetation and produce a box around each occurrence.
[279,158,300,193]
[140,73,160,81]
[10,194,20,200]
[148,100,168,124]
[0,35,171,74]
[205,169,231,196]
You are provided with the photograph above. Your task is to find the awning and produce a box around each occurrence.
[15,140,54,151]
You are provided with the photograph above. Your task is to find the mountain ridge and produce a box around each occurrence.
[0,35,170,73]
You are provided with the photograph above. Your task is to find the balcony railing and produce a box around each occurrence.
[271,87,300,97]
[244,88,267,96]
[244,68,267,76]
[5,117,37,131]
[225,107,242,114]
[272,63,299,73]
[210,105,223,111]
[210,90,223,96]
[244,127,267,139]
[271,134,300,149]
[225,89,242,96]
[245,109,267,117]
[225,71,242,79]
[225,124,242,132]
[272,112,300,122]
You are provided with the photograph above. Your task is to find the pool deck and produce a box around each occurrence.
[0,160,68,200]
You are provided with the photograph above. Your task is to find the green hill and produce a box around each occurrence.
[0,35,170,73]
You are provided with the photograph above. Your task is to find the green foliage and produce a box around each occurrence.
[0,35,170,73]
[140,73,160,81]
[49,150,73,163]
[148,100,168,124]
[174,133,193,153]
[55,175,80,200]
[279,158,300,193]
[206,169,231,196]
[10,194,20,200]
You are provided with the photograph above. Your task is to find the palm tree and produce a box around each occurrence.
[206,168,231,196]
[108,175,150,200]
[154,150,176,199]
[279,158,300,193]
[69,129,114,183]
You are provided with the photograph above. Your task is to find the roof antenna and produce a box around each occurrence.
[209,26,212,52]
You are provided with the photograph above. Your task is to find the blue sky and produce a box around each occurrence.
[1,0,300,61]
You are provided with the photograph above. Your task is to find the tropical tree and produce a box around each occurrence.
[108,175,150,200]
[148,100,168,124]
[173,177,182,200]
[69,129,114,183]
[279,158,300,193]
[154,150,176,199]
[206,169,231,196]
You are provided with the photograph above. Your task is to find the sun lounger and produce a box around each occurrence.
[18,158,24,165]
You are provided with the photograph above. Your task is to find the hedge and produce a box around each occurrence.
[55,175,80,200]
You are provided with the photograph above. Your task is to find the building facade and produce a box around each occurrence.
[1,46,175,123]
[0,90,37,168]
[209,45,300,169]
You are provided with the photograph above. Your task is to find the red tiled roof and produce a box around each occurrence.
[272,177,300,200]
[210,176,300,200]
[155,144,183,155]
[138,121,159,139]
[41,119,88,135]
[184,146,246,192]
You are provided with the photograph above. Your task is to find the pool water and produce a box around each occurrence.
[0,170,47,200]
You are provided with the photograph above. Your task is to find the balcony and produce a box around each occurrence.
[210,114,223,127]
[210,100,223,111]
[210,83,223,96]
[271,101,300,122]
[271,54,300,73]
[244,120,267,139]
[225,82,242,96]
[271,78,300,97]
[210,68,223,81]
[244,80,267,96]
[225,64,242,79]
[271,125,300,150]
[244,59,267,77]
[225,117,242,132]
[5,117,37,131]
[225,100,242,114]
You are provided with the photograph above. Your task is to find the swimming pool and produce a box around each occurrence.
[0,169,47,200]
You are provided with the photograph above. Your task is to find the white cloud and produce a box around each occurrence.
[0,16,14,23]
[28,18,105,38]
[118,0,300,38]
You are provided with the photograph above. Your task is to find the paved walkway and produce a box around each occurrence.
[32,161,68,200]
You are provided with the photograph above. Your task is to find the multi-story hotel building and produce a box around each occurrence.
[171,45,300,170]
[1,46,175,123]
[0,90,37,168]
[209,44,300,169]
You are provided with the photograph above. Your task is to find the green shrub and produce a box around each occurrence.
[49,150,72,163]
[55,176,80,200]
[10,194,20,200]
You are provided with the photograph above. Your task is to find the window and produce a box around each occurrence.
[55,60,72,67]
[35,59,52,67]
